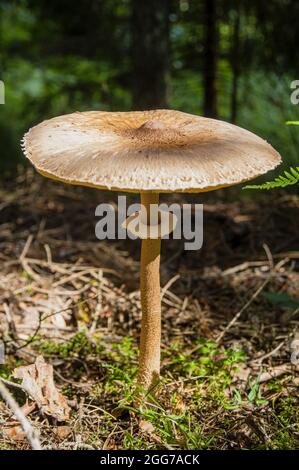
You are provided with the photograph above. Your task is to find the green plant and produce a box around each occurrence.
[263,291,299,309]
[244,122,299,190]
[244,166,299,190]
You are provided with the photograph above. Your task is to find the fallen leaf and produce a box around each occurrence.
[139,419,155,433]
[53,425,72,440]
[233,365,251,382]
[293,377,299,386]
[13,355,70,422]
[2,425,26,441]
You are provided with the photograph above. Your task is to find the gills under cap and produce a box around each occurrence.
[22,109,282,193]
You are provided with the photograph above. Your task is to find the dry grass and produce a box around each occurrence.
[0,169,298,450]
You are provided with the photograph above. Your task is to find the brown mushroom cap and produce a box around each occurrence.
[22,109,282,193]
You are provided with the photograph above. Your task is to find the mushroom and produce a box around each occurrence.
[22,109,281,394]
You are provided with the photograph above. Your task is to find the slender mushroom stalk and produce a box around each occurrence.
[138,192,161,391]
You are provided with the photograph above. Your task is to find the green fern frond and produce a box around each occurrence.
[244,166,299,190]
[245,121,299,190]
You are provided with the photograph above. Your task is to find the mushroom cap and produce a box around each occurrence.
[22,109,282,193]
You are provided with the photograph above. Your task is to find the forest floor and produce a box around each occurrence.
[0,169,298,450]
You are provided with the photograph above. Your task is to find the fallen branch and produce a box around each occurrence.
[259,364,297,383]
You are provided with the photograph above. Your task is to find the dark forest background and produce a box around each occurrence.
[1,0,299,176]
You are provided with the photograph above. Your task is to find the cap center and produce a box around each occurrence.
[138,120,166,131]
[120,118,183,147]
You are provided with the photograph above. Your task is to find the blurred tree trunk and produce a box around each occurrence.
[131,0,170,110]
[203,0,218,118]
[230,6,241,123]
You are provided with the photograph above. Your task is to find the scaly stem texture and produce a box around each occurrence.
[138,192,161,393]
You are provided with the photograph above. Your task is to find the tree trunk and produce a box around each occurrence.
[203,0,218,118]
[230,6,241,123]
[131,0,170,110]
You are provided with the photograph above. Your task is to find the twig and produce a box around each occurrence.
[216,255,289,343]
[30,285,90,296]
[14,291,103,351]
[3,302,18,341]
[263,243,274,270]
[19,234,34,261]
[161,274,180,300]
[0,377,25,391]
[251,340,286,364]
[52,268,103,288]
[216,278,269,343]
[220,261,269,277]
[44,244,52,264]
[0,379,42,450]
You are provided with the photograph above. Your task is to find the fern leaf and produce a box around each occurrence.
[244,166,299,190]
[290,167,299,178]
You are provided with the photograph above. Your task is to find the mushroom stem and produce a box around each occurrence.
[138,192,161,393]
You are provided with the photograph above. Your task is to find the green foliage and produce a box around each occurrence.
[172,339,245,380]
[244,166,299,190]
[263,291,299,309]
[247,378,268,405]
[244,121,299,190]
[271,397,299,450]
[34,330,104,358]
